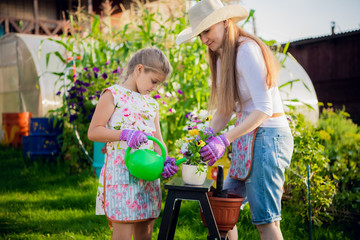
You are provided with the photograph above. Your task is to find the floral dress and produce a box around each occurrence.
[95,85,161,223]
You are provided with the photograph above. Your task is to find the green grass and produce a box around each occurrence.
[0,145,357,239]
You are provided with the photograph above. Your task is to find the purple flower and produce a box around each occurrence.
[185,112,193,119]
[93,67,99,73]
[154,95,161,99]
[84,67,88,71]
[102,73,108,80]
[112,67,119,74]
[69,93,77,99]
[89,96,95,100]
[83,82,90,87]
[169,108,173,113]
[177,89,183,95]
[86,73,91,79]
[56,91,61,96]
[94,73,98,79]
[69,114,77,122]
[105,61,110,65]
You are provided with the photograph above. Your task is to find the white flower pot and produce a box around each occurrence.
[182,164,207,185]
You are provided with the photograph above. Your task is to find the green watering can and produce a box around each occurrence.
[125,136,186,181]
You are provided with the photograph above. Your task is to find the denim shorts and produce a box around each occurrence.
[223,126,293,225]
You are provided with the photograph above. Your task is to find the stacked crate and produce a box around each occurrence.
[22,118,62,160]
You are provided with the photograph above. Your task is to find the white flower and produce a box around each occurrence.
[198,110,209,120]
[91,99,98,105]
[158,86,165,94]
[180,143,188,154]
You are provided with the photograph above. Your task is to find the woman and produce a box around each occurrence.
[176,1,294,239]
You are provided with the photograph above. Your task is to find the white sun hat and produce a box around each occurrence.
[176,0,249,45]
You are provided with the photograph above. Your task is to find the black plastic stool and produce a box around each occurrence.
[158,177,228,240]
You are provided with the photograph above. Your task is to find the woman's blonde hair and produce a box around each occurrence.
[208,19,280,116]
[125,47,172,80]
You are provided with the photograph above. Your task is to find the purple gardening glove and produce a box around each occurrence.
[199,134,230,166]
[161,156,179,179]
[119,129,149,149]
[203,127,215,135]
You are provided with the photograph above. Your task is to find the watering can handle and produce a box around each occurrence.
[125,135,167,162]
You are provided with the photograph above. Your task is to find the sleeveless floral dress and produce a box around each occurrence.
[95,85,161,222]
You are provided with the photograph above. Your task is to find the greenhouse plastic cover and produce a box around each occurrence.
[0,33,65,126]
[277,53,319,123]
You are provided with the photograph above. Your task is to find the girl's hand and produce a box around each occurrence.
[161,156,179,179]
[199,134,230,166]
[119,130,150,149]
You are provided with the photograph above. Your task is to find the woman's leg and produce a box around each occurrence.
[256,221,283,240]
[111,222,133,240]
[133,219,155,240]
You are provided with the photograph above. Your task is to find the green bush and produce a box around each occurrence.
[285,113,335,226]
[317,107,360,214]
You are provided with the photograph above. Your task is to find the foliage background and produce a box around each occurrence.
[43,0,359,228]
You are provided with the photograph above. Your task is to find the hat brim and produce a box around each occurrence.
[176,5,248,45]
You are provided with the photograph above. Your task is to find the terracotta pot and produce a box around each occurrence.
[1,112,32,147]
[182,164,207,185]
[201,191,244,232]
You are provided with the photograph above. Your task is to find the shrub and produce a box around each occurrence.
[317,107,360,214]
[285,113,335,226]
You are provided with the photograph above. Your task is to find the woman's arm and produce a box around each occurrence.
[210,110,233,134]
[153,110,167,155]
[225,110,268,143]
[87,90,120,142]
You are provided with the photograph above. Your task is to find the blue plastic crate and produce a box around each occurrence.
[30,118,62,136]
[22,135,61,160]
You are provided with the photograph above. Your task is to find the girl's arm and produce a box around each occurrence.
[224,110,268,143]
[87,90,121,142]
[153,110,167,155]
[210,110,233,134]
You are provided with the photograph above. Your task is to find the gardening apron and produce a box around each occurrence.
[229,111,283,180]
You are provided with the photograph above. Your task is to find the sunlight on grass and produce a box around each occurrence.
[0,145,356,240]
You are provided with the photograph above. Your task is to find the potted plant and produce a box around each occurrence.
[175,110,214,185]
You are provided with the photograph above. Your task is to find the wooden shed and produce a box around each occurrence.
[287,29,360,123]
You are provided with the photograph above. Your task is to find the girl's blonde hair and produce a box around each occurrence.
[125,47,172,80]
[208,19,281,116]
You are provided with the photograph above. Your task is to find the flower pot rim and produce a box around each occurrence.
[207,191,245,201]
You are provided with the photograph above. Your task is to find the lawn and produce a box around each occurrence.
[0,145,356,240]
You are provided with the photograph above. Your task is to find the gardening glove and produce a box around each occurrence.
[199,134,230,166]
[119,130,150,149]
[203,127,215,135]
[161,156,179,179]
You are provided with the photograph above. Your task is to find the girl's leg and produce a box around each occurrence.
[227,225,238,240]
[133,219,155,240]
[111,222,133,240]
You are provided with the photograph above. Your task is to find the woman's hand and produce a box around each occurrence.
[200,134,230,166]
[161,156,179,179]
[119,130,150,149]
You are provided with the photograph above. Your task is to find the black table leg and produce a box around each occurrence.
[168,198,182,240]
[158,190,182,240]
[198,194,221,240]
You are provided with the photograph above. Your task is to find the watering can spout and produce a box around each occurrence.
[176,157,187,166]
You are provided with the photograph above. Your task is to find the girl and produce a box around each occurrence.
[88,47,177,240]
[176,1,294,239]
